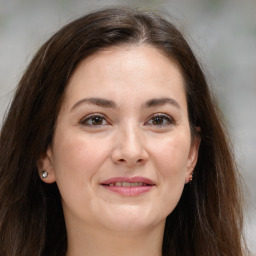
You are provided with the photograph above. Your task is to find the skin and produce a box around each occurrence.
[38,45,200,256]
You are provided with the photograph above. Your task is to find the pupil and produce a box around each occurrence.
[92,117,102,125]
[153,117,163,125]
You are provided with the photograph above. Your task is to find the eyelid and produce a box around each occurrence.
[145,113,176,126]
[78,112,175,128]
[79,113,110,126]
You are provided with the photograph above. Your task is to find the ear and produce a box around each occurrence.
[37,146,56,184]
[185,128,201,184]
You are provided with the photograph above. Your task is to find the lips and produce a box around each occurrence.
[108,182,148,187]
[101,176,155,186]
[100,176,155,196]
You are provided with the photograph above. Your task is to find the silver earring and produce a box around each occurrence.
[42,170,48,178]
[189,173,193,183]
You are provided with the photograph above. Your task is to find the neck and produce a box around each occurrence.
[65,220,165,256]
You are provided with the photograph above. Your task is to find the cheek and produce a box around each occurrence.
[51,131,109,190]
[152,133,191,178]
[150,133,191,213]
[51,131,113,220]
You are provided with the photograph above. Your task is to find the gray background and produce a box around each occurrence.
[0,0,255,253]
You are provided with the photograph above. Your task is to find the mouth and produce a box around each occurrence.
[100,176,155,196]
[106,182,152,187]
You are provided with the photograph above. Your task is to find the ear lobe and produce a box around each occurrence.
[185,129,201,184]
[37,147,56,184]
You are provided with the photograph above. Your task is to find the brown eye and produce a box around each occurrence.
[80,114,108,126]
[91,116,103,125]
[152,116,165,125]
[146,114,174,127]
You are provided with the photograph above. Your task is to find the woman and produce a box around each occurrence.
[0,7,246,256]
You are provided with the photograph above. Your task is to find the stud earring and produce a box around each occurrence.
[42,170,48,179]
[189,173,193,183]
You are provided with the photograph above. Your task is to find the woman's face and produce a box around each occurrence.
[40,45,200,233]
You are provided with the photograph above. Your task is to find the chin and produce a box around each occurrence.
[98,205,166,232]
[105,218,157,233]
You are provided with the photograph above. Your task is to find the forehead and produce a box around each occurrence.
[62,45,186,109]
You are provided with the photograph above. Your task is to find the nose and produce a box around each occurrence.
[111,124,149,167]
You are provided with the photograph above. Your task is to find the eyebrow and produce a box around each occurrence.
[70,97,181,111]
[143,97,181,109]
[71,97,117,111]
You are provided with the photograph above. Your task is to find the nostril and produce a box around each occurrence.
[117,158,144,164]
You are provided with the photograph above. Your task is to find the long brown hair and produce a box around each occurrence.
[0,7,246,256]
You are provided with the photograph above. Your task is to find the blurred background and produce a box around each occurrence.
[0,0,255,253]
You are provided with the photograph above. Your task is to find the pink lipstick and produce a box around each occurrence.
[100,176,155,196]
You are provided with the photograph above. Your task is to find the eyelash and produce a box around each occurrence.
[79,114,108,127]
[79,113,175,127]
[145,113,175,127]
